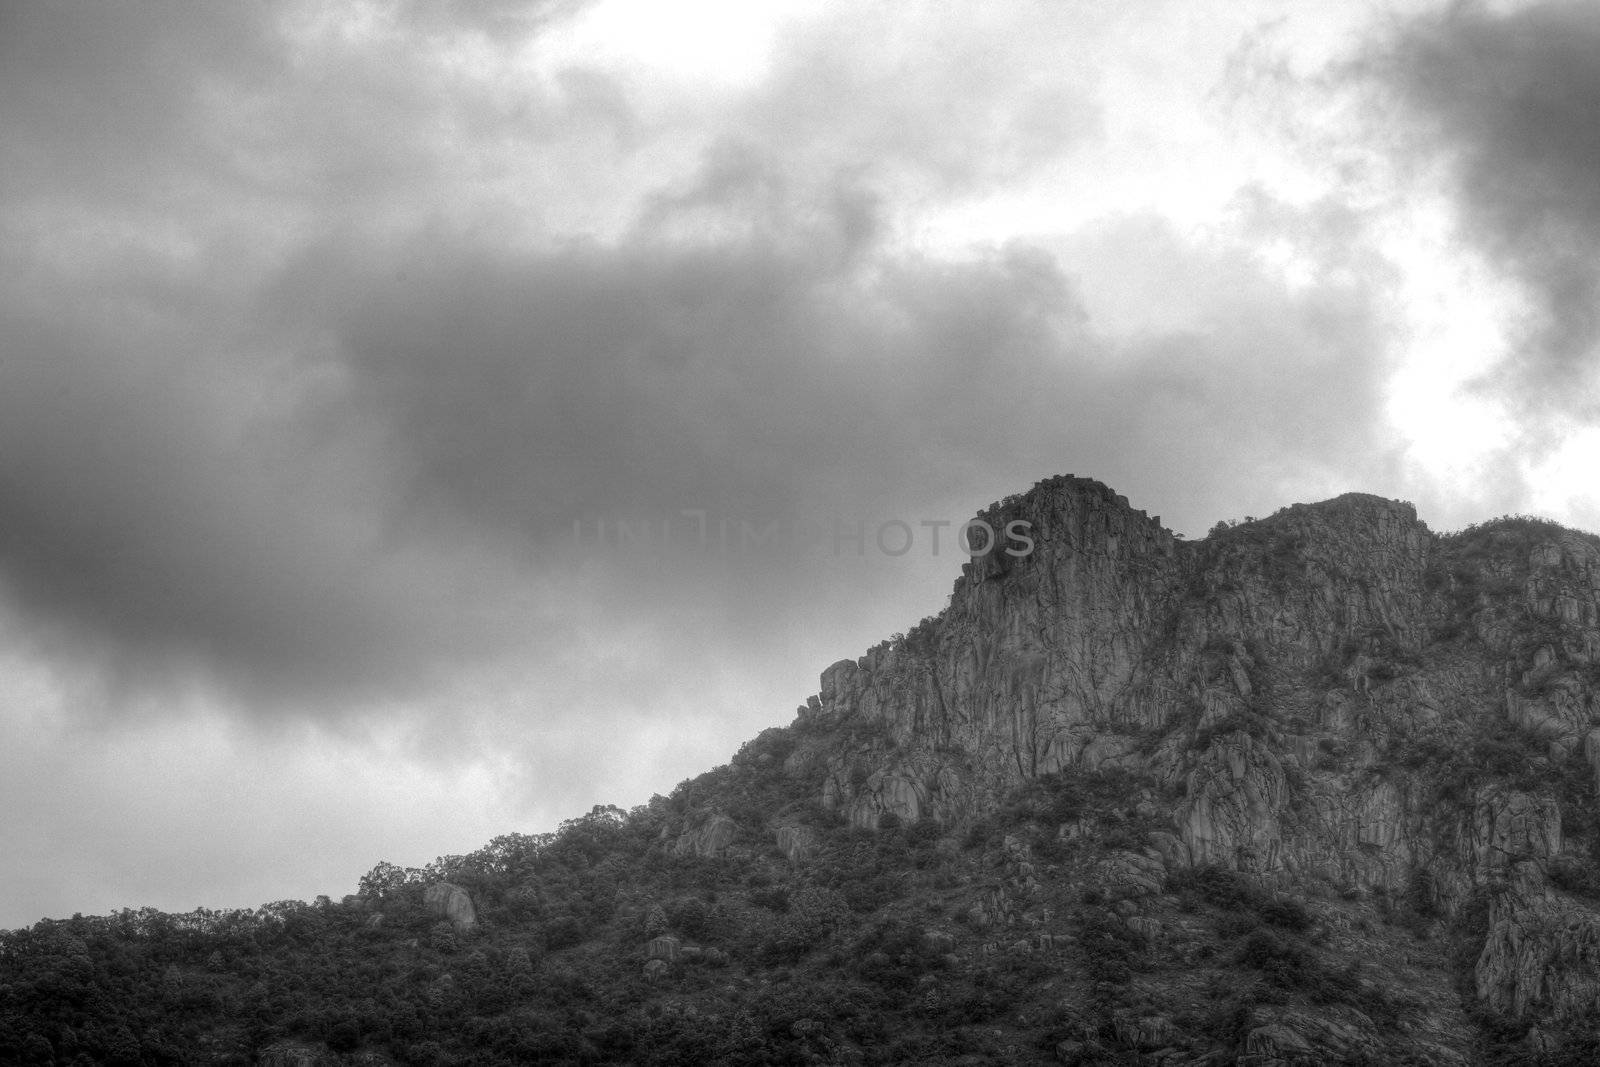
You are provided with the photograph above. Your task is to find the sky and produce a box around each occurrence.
[2,0,1598,928]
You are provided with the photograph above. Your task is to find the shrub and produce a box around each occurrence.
[840,869,902,912]
[1406,868,1439,918]
[1216,912,1259,940]
[1078,908,1144,983]
[667,897,712,940]
[429,921,459,954]
[1236,927,1308,972]
[749,885,790,913]
[1168,866,1312,939]
[542,915,585,951]
[326,1017,362,1052]
[1258,897,1312,933]
[758,885,849,961]
[1549,857,1600,898]
[1166,866,1258,911]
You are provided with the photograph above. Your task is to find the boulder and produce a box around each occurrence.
[1475,879,1600,1019]
[423,883,476,935]
[1113,1014,1173,1049]
[1467,787,1561,877]
[1092,851,1165,900]
[775,824,820,863]
[674,813,738,858]
[1054,1039,1088,1064]
[645,935,682,961]
[1242,1008,1375,1064]
[1125,916,1161,942]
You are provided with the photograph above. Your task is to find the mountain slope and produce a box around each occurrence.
[6,475,1600,1065]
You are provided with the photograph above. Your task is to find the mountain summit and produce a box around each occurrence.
[8,475,1600,1065]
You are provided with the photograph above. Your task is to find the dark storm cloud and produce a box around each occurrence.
[0,304,498,710]
[0,0,1401,722]
[0,0,606,712]
[266,175,1397,573]
[2,204,1395,712]
[263,199,1092,543]
[1364,0,1600,406]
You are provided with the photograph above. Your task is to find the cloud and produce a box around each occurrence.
[1361,0,1600,409]
[731,5,1104,198]
[0,0,1404,723]
[394,0,593,41]
[0,0,1417,927]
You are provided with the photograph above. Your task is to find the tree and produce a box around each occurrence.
[358,861,412,900]
[479,833,550,879]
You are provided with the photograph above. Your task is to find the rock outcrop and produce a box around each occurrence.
[423,882,476,935]
[774,823,818,863]
[777,475,1600,1050]
[1241,1006,1378,1065]
[645,935,681,962]
[672,813,738,858]
[1476,866,1600,1021]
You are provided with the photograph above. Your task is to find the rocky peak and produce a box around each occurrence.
[959,473,1175,582]
[1231,491,1426,575]
[774,476,1600,1059]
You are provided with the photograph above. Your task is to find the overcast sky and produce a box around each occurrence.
[3,0,1598,928]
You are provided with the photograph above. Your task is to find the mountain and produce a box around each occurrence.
[7,475,1600,1065]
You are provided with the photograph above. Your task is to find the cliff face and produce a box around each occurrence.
[797,479,1182,824]
[781,475,1600,1060]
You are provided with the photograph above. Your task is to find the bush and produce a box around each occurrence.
[1169,866,1310,928]
[429,921,459,954]
[1236,927,1308,972]
[1216,912,1259,940]
[326,1017,362,1052]
[542,915,585,951]
[749,885,790,912]
[1549,857,1600,898]
[1258,897,1312,933]
[1406,868,1440,918]
[666,897,711,940]
[851,920,948,990]
[1078,908,1144,982]
[758,885,849,961]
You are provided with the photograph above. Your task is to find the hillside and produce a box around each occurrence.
[7,475,1600,1065]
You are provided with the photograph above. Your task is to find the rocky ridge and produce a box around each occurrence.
[10,474,1600,1065]
[733,475,1600,1062]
